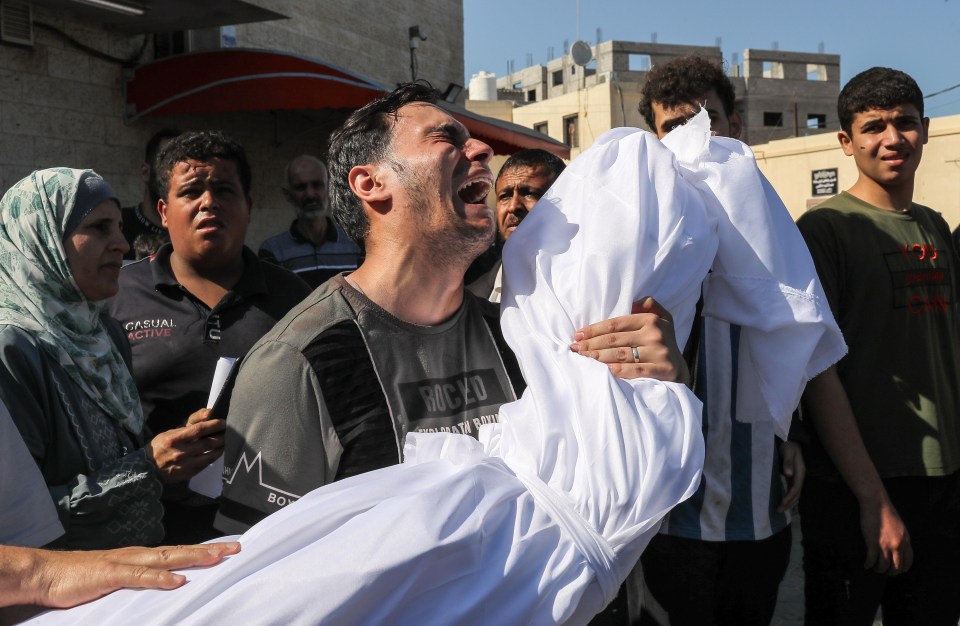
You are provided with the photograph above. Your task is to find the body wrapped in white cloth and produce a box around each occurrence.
[29,111,844,625]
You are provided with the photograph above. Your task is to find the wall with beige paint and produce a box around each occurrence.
[753,114,960,228]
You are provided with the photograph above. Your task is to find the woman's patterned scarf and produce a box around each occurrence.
[0,168,144,434]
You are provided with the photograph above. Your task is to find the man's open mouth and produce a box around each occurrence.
[457,177,492,204]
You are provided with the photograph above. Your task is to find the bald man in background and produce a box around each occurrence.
[259,155,363,288]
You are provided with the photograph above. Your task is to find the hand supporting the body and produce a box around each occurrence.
[145,408,226,484]
[802,366,912,574]
[0,542,240,609]
[570,297,689,385]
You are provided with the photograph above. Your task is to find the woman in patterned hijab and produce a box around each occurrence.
[0,168,168,549]
[0,169,143,431]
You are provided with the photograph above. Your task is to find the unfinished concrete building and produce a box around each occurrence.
[474,40,840,149]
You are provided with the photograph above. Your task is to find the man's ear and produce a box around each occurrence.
[838,130,854,157]
[729,111,743,140]
[922,117,930,144]
[157,198,169,228]
[281,187,294,206]
[349,164,391,206]
[140,162,151,183]
[245,195,253,224]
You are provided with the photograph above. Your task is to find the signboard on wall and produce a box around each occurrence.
[811,168,838,197]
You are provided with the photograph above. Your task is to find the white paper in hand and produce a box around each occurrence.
[188,356,237,498]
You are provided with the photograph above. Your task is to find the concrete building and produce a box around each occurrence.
[752,114,960,228]
[470,40,840,156]
[0,0,561,245]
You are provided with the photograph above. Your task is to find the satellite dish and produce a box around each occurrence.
[570,40,593,66]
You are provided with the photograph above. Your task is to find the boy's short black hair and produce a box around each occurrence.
[638,54,736,130]
[838,67,924,134]
[155,131,252,201]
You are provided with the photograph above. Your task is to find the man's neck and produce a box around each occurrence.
[348,247,469,326]
[295,215,329,244]
[846,175,915,212]
[168,252,245,309]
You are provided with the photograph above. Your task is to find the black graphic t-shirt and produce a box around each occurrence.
[797,192,960,479]
[216,275,524,533]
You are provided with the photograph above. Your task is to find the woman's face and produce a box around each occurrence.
[64,200,129,301]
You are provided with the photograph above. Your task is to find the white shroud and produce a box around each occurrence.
[30,111,844,625]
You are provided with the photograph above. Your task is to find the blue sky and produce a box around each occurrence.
[464,0,960,118]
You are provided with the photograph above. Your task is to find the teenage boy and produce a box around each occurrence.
[797,67,960,626]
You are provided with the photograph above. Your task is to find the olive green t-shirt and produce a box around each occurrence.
[797,191,960,478]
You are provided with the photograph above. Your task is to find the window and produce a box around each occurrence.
[806,64,827,81]
[806,113,827,129]
[552,70,563,86]
[762,61,784,79]
[628,54,652,71]
[564,115,579,148]
[763,112,784,127]
[534,122,548,135]
[154,32,188,59]
[526,89,537,102]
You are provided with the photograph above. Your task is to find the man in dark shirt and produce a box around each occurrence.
[121,128,179,261]
[258,155,363,287]
[110,131,311,543]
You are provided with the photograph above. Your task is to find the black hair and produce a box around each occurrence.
[638,54,736,130]
[155,131,252,200]
[327,81,441,244]
[838,67,924,134]
[496,149,566,186]
[145,128,181,202]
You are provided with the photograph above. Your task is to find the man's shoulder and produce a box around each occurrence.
[110,256,165,317]
[253,254,312,297]
[260,229,293,248]
[251,277,356,352]
[799,193,861,219]
[910,202,945,222]
[796,193,883,243]
[257,229,297,259]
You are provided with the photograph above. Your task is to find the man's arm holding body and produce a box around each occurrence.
[218,295,688,533]
[572,297,689,385]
